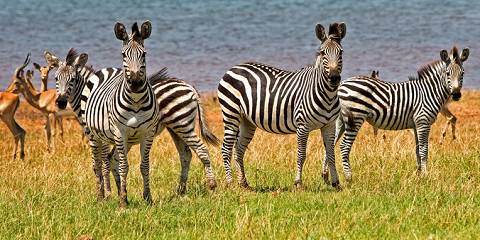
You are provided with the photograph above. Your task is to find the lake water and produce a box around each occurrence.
[1,0,479,90]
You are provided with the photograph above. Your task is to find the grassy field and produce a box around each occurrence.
[1,90,479,239]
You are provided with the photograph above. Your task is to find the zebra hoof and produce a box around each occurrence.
[345,175,352,183]
[239,181,252,190]
[294,180,303,190]
[119,198,129,208]
[321,172,329,185]
[332,181,342,191]
[176,184,187,195]
[207,179,217,190]
[143,193,153,205]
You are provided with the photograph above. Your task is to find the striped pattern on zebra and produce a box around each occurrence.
[51,49,219,198]
[217,22,346,189]
[82,21,159,207]
[335,46,469,182]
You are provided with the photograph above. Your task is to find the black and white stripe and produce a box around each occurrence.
[217,22,346,189]
[82,21,159,207]
[335,46,469,181]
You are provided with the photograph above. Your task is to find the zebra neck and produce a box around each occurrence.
[69,67,94,115]
[121,80,151,105]
[418,64,451,110]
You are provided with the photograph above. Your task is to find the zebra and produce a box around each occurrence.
[217,22,346,190]
[369,70,459,141]
[80,21,159,207]
[334,46,469,182]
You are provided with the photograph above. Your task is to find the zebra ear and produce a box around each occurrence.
[328,22,346,41]
[114,22,128,41]
[337,22,346,40]
[44,51,60,68]
[460,48,469,62]
[315,24,327,42]
[74,53,88,69]
[440,49,450,64]
[140,21,152,40]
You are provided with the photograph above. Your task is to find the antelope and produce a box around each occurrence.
[0,60,26,160]
[13,53,60,152]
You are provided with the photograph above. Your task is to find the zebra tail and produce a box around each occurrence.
[195,92,220,146]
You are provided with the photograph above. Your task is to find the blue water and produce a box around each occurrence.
[1,0,479,90]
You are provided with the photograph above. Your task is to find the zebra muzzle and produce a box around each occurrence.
[452,91,462,101]
[56,95,68,109]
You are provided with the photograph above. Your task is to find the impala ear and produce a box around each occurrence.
[44,51,60,68]
[33,62,41,70]
[460,48,469,62]
[114,22,128,41]
[140,20,152,40]
[74,53,88,69]
[315,23,326,42]
[440,49,450,64]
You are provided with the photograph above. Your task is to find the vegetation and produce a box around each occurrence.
[1,91,479,239]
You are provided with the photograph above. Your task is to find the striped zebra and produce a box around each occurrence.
[51,49,218,197]
[217,22,346,189]
[80,21,159,207]
[334,46,469,181]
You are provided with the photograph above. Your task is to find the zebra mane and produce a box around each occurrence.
[66,48,79,66]
[409,60,444,81]
[148,67,172,85]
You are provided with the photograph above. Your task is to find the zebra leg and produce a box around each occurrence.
[340,118,364,183]
[167,128,192,195]
[221,121,240,185]
[183,134,217,190]
[101,144,112,199]
[294,126,310,189]
[89,139,105,201]
[415,123,431,175]
[234,120,256,188]
[413,128,421,169]
[107,147,121,196]
[140,135,154,205]
[115,138,131,208]
[321,122,341,190]
[327,116,345,184]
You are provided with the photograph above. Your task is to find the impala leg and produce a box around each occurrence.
[45,115,53,152]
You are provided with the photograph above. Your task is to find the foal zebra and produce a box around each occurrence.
[218,22,346,189]
[335,46,469,181]
[81,21,159,207]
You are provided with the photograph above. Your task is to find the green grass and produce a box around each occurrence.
[1,91,479,239]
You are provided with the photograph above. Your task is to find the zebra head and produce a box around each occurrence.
[440,46,469,101]
[47,48,88,109]
[114,21,152,93]
[315,22,346,87]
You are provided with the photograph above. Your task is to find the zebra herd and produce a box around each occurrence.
[2,21,469,207]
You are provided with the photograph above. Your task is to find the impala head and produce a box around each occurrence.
[12,53,31,90]
[315,22,346,87]
[440,46,469,101]
[47,48,88,109]
[33,62,53,83]
[114,21,151,93]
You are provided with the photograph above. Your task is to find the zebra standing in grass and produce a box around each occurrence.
[334,46,469,181]
[51,50,219,197]
[217,22,346,189]
[81,21,159,207]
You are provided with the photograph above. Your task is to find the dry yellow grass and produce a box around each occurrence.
[0,90,479,239]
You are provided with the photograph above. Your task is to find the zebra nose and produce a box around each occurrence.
[452,91,462,101]
[56,95,68,109]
